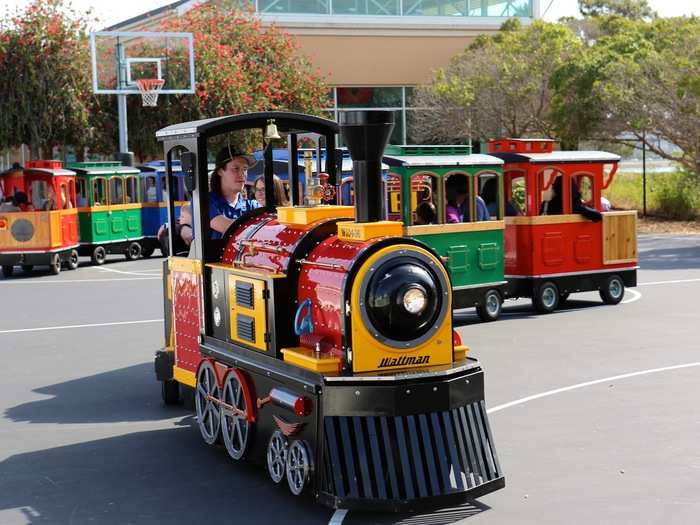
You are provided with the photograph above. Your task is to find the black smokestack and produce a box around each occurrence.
[340,111,395,223]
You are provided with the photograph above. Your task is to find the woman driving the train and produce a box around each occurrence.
[209,146,260,239]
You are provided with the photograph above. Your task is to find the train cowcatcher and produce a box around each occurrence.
[154,111,504,510]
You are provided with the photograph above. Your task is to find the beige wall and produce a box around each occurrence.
[295,34,477,86]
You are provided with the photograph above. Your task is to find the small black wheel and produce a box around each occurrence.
[91,246,107,265]
[125,241,142,260]
[161,380,180,405]
[476,289,502,322]
[21,265,34,274]
[533,281,559,313]
[141,244,155,258]
[67,249,79,270]
[1,265,14,278]
[600,274,625,305]
[49,254,62,275]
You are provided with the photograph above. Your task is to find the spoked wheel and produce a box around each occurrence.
[476,289,502,322]
[267,431,288,483]
[1,265,14,278]
[533,281,559,314]
[21,265,34,274]
[600,274,625,305]
[67,249,79,270]
[195,361,221,445]
[221,371,252,460]
[91,246,107,265]
[161,379,180,405]
[49,254,62,275]
[125,241,142,261]
[286,440,312,496]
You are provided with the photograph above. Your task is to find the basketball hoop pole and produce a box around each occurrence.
[116,41,131,163]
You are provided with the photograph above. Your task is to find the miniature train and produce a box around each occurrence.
[0,160,186,275]
[154,110,504,510]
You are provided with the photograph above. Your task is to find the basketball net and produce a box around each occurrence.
[135,78,165,107]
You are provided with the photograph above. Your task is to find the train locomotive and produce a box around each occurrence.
[154,110,504,510]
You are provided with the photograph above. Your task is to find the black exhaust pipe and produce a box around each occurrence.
[340,111,395,223]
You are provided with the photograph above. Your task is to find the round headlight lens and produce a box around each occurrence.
[402,286,428,315]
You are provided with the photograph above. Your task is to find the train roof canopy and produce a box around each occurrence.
[156,111,339,141]
[491,151,621,164]
[23,160,75,177]
[67,161,139,175]
[382,154,504,168]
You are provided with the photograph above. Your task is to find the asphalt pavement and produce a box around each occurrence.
[0,234,698,525]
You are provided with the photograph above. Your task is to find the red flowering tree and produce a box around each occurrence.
[125,1,329,159]
[0,0,99,156]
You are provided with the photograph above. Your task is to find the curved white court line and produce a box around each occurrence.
[328,509,349,525]
[621,288,642,304]
[0,318,163,334]
[639,277,700,286]
[97,266,162,277]
[487,361,700,414]
[0,277,159,285]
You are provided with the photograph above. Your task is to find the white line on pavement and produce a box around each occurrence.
[328,509,348,525]
[0,277,159,284]
[487,362,700,414]
[0,319,163,334]
[621,289,642,304]
[639,277,700,286]
[97,266,162,277]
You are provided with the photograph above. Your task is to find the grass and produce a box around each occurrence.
[603,171,700,220]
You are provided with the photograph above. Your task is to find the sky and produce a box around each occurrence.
[1,0,698,29]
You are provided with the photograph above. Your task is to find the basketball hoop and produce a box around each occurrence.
[135,78,165,107]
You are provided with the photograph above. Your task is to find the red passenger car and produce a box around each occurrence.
[488,139,637,312]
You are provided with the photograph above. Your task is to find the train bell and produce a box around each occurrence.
[265,119,281,141]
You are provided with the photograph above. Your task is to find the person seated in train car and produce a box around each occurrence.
[414,200,437,225]
[60,186,73,209]
[145,178,158,202]
[42,186,58,211]
[476,193,489,221]
[0,192,25,212]
[208,146,260,239]
[481,177,520,217]
[253,174,290,207]
[157,203,193,257]
[445,176,469,223]
[540,176,602,222]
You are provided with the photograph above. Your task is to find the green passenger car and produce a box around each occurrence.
[67,162,144,265]
[383,145,507,320]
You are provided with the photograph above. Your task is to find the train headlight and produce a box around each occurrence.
[402,286,428,315]
[359,249,448,348]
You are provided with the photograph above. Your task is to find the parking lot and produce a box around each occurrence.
[1,234,699,525]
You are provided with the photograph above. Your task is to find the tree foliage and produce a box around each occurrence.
[412,20,583,146]
[578,0,655,20]
[0,0,96,155]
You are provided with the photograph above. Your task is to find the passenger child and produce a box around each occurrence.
[414,201,437,225]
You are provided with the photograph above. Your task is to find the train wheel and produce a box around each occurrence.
[600,274,625,305]
[91,246,107,266]
[286,440,312,496]
[49,254,62,275]
[67,250,79,270]
[533,281,559,313]
[125,242,142,261]
[267,431,288,483]
[161,380,180,405]
[21,265,34,274]
[221,372,252,460]
[476,289,502,322]
[195,361,220,445]
[141,245,155,258]
[1,265,14,278]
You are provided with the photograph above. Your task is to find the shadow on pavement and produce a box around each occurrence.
[5,363,189,424]
[345,500,490,525]
[0,420,332,525]
[454,299,603,327]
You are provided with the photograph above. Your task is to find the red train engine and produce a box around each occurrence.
[154,111,504,510]
[489,139,637,312]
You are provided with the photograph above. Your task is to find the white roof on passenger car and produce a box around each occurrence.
[517,151,621,163]
[383,154,504,167]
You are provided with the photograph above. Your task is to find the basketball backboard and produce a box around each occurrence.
[90,31,195,95]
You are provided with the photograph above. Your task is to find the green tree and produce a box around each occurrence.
[579,0,655,20]
[0,0,98,156]
[121,2,329,160]
[412,20,583,146]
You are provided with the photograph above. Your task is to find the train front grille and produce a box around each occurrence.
[322,401,502,502]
